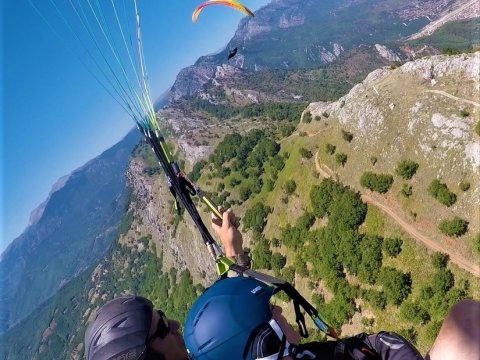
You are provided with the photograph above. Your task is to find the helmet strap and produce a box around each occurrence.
[251,318,292,360]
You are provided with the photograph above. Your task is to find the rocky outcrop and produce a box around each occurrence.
[375,44,401,62]
[307,52,479,194]
[169,62,217,101]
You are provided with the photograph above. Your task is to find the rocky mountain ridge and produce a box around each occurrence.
[168,0,469,102]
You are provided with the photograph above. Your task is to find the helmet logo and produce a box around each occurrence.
[250,286,263,294]
[113,349,137,360]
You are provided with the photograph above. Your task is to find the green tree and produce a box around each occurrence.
[341,130,354,142]
[438,217,468,237]
[188,160,207,182]
[360,172,394,193]
[299,147,313,159]
[383,237,403,257]
[428,180,456,207]
[239,185,252,202]
[243,203,272,233]
[377,267,412,305]
[432,252,449,269]
[270,252,287,271]
[459,181,470,192]
[395,160,419,180]
[400,183,413,198]
[473,233,480,254]
[325,143,336,155]
[303,111,312,123]
[363,289,386,309]
[335,153,348,167]
[251,235,272,270]
[431,269,455,294]
[399,301,430,324]
[310,178,344,218]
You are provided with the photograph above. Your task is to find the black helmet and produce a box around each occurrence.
[85,295,153,360]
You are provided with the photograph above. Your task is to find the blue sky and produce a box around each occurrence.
[1,0,269,253]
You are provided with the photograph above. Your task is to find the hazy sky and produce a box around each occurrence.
[1,0,270,253]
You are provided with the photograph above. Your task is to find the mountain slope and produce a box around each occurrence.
[0,130,139,333]
[169,0,468,102]
[300,52,479,264]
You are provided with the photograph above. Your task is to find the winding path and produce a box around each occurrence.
[425,90,480,107]
[314,151,480,277]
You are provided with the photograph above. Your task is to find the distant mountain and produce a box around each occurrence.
[169,0,470,101]
[0,129,139,333]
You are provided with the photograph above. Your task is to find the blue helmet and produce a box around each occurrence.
[183,277,277,360]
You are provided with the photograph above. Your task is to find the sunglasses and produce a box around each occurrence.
[147,310,170,342]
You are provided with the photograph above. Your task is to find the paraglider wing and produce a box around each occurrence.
[227,47,238,59]
[192,0,254,23]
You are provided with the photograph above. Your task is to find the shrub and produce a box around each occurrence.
[251,236,272,270]
[363,290,386,310]
[475,120,480,136]
[459,181,470,192]
[395,160,419,180]
[400,301,430,324]
[284,180,297,195]
[400,183,413,198]
[425,321,443,344]
[428,180,456,207]
[325,143,336,155]
[239,186,252,202]
[473,234,480,254]
[377,267,412,305]
[432,252,449,269]
[383,237,403,257]
[370,156,378,166]
[431,269,455,294]
[229,177,241,187]
[322,111,329,118]
[299,147,313,159]
[397,328,417,345]
[265,179,275,192]
[335,153,348,167]
[303,111,312,123]
[188,160,207,182]
[360,172,394,193]
[442,47,462,55]
[243,203,272,233]
[270,252,287,271]
[459,109,470,117]
[438,217,468,237]
[341,130,354,142]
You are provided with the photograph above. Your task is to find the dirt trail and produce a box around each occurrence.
[314,151,480,277]
[425,90,480,107]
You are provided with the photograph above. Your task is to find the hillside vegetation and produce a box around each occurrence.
[2,53,479,360]
[181,52,480,353]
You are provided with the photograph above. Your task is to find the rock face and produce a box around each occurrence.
[375,44,401,62]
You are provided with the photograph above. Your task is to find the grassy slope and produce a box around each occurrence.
[408,18,480,50]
